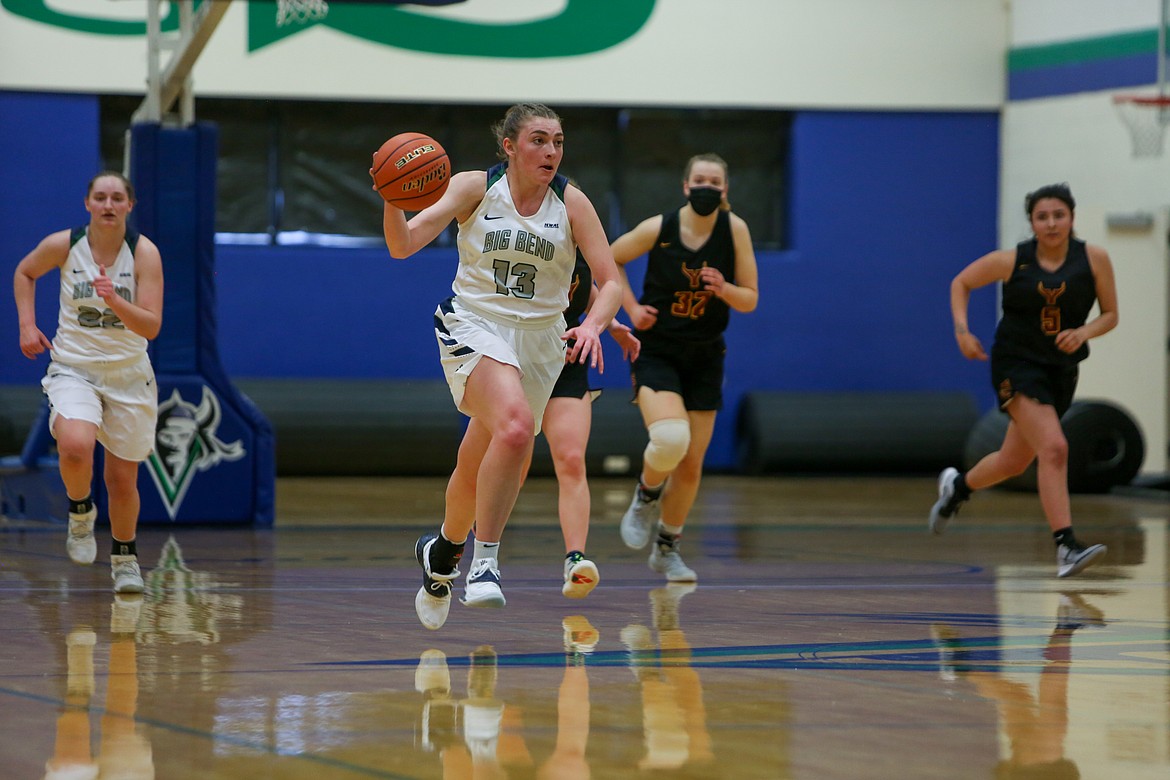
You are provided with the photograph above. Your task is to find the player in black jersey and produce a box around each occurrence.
[929,183,1119,578]
[496,249,640,600]
[612,154,759,582]
[538,251,640,598]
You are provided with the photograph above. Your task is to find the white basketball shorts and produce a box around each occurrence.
[41,356,158,461]
[433,297,566,434]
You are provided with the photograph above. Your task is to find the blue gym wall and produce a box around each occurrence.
[2,92,101,389]
[0,91,1000,470]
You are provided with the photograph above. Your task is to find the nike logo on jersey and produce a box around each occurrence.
[484,214,504,220]
[71,268,85,274]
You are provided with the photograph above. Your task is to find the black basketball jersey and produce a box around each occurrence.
[563,250,591,327]
[638,209,735,343]
[992,237,1097,366]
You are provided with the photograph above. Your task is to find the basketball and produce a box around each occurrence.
[372,132,450,210]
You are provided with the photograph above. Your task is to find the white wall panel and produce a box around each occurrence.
[1002,95,1169,472]
[1012,0,1160,45]
[0,0,1006,108]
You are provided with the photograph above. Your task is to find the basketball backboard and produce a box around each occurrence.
[1111,0,1170,157]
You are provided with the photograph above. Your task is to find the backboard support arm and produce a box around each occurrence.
[131,0,232,127]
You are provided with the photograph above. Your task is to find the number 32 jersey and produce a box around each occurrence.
[639,209,735,344]
[454,162,577,327]
[53,225,147,366]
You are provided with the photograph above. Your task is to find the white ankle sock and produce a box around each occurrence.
[474,539,500,561]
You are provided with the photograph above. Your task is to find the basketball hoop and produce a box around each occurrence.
[1112,94,1170,158]
[276,0,329,27]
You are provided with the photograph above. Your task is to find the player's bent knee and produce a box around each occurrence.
[643,418,691,472]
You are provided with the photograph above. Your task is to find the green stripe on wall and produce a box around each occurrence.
[1009,29,1159,71]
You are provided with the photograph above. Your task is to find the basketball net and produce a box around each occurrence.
[1113,95,1170,158]
[276,0,329,27]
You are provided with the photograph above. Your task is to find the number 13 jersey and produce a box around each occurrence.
[455,162,577,328]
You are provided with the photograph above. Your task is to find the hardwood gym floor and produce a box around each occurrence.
[1,475,1167,779]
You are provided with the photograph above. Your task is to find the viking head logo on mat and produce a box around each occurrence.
[147,387,245,519]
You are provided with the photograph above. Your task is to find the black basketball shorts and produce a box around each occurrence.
[550,358,592,400]
[630,338,725,411]
[991,355,1079,417]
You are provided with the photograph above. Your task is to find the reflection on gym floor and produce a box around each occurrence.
[46,613,153,779]
[1,475,1167,779]
[932,592,1106,780]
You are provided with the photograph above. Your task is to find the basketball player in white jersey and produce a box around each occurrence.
[378,103,622,630]
[14,171,164,594]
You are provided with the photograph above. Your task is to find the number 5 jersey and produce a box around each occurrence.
[993,237,1097,366]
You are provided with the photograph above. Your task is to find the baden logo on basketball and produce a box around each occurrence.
[402,164,447,194]
[372,132,451,210]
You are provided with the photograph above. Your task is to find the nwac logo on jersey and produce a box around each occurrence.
[146,386,245,520]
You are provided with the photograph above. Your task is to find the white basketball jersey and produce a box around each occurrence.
[52,225,147,365]
[454,163,576,327]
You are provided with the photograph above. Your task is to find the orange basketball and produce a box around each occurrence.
[371,132,450,210]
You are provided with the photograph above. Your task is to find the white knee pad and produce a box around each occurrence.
[643,418,691,473]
